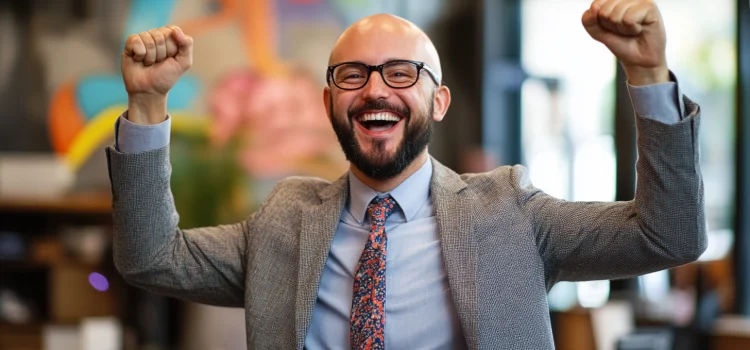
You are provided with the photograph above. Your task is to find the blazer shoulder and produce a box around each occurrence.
[457,165,513,200]
[458,164,538,204]
[264,176,333,206]
[460,165,519,190]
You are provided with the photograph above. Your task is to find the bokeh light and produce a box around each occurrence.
[88,272,109,292]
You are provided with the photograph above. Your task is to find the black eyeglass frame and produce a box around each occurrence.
[326,59,444,90]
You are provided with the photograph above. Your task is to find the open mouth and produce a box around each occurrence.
[356,112,403,132]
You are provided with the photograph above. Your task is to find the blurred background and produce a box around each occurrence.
[0,0,747,349]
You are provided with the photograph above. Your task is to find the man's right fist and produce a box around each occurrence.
[122,25,193,97]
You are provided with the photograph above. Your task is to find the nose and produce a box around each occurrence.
[361,70,390,100]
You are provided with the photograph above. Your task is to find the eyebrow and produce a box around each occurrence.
[333,58,413,66]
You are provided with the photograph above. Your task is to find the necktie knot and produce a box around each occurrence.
[366,196,396,225]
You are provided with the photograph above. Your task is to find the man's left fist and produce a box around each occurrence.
[583,0,668,85]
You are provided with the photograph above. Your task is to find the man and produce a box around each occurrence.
[107,0,706,348]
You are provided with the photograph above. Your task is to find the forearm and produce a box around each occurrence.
[522,97,705,285]
[564,101,705,278]
[630,97,706,261]
[107,145,180,274]
[106,145,247,306]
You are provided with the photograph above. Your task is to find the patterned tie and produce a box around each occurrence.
[350,196,396,350]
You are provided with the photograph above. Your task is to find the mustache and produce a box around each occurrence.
[347,99,410,120]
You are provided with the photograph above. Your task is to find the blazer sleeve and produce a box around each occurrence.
[105,145,279,307]
[513,95,706,286]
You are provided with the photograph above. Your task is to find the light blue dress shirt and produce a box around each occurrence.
[113,81,687,348]
[304,157,467,349]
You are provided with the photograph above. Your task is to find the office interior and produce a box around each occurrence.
[0,0,749,349]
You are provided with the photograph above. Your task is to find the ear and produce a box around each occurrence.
[323,86,332,122]
[432,85,451,122]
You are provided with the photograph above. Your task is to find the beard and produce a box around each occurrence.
[330,96,433,180]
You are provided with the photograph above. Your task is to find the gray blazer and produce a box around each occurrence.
[106,96,705,349]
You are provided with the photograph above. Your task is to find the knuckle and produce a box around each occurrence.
[126,36,139,47]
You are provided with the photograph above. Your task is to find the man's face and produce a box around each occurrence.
[325,25,442,180]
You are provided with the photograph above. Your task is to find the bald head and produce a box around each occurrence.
[329,14,442,79]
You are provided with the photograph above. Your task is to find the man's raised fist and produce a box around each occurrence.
[122,25,193,97]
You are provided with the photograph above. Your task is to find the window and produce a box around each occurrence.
[521,0,618,310]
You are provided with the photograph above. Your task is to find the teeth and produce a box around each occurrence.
[359,112,401,122]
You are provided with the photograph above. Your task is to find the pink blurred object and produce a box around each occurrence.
[208,69,346,179]
[208,70,262,146]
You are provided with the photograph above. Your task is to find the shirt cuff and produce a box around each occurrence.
[626,72,686,125]
[113,110,171,153]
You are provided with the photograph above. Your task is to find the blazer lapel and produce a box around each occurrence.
[431,158,478,350]
[295,175,349,350]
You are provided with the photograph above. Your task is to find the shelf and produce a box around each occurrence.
[0,192,112,215]
[0,259,102,272]
[0,259,48,271]
[0,320,80,329]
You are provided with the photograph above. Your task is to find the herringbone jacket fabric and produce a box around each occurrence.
[106,96,705,349]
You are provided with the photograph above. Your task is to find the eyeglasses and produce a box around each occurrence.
[327,60,443,90]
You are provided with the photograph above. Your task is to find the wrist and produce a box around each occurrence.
[127,93,168,125]
[623,64,670,86]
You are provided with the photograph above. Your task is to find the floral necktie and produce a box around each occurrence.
[350,196,396,350]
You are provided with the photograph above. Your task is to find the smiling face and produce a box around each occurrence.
[324,14,451,180]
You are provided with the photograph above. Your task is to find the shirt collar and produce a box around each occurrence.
[347,157,433,224]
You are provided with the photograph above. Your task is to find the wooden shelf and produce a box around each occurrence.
[0,192,112,215]
[0,259,48,271]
